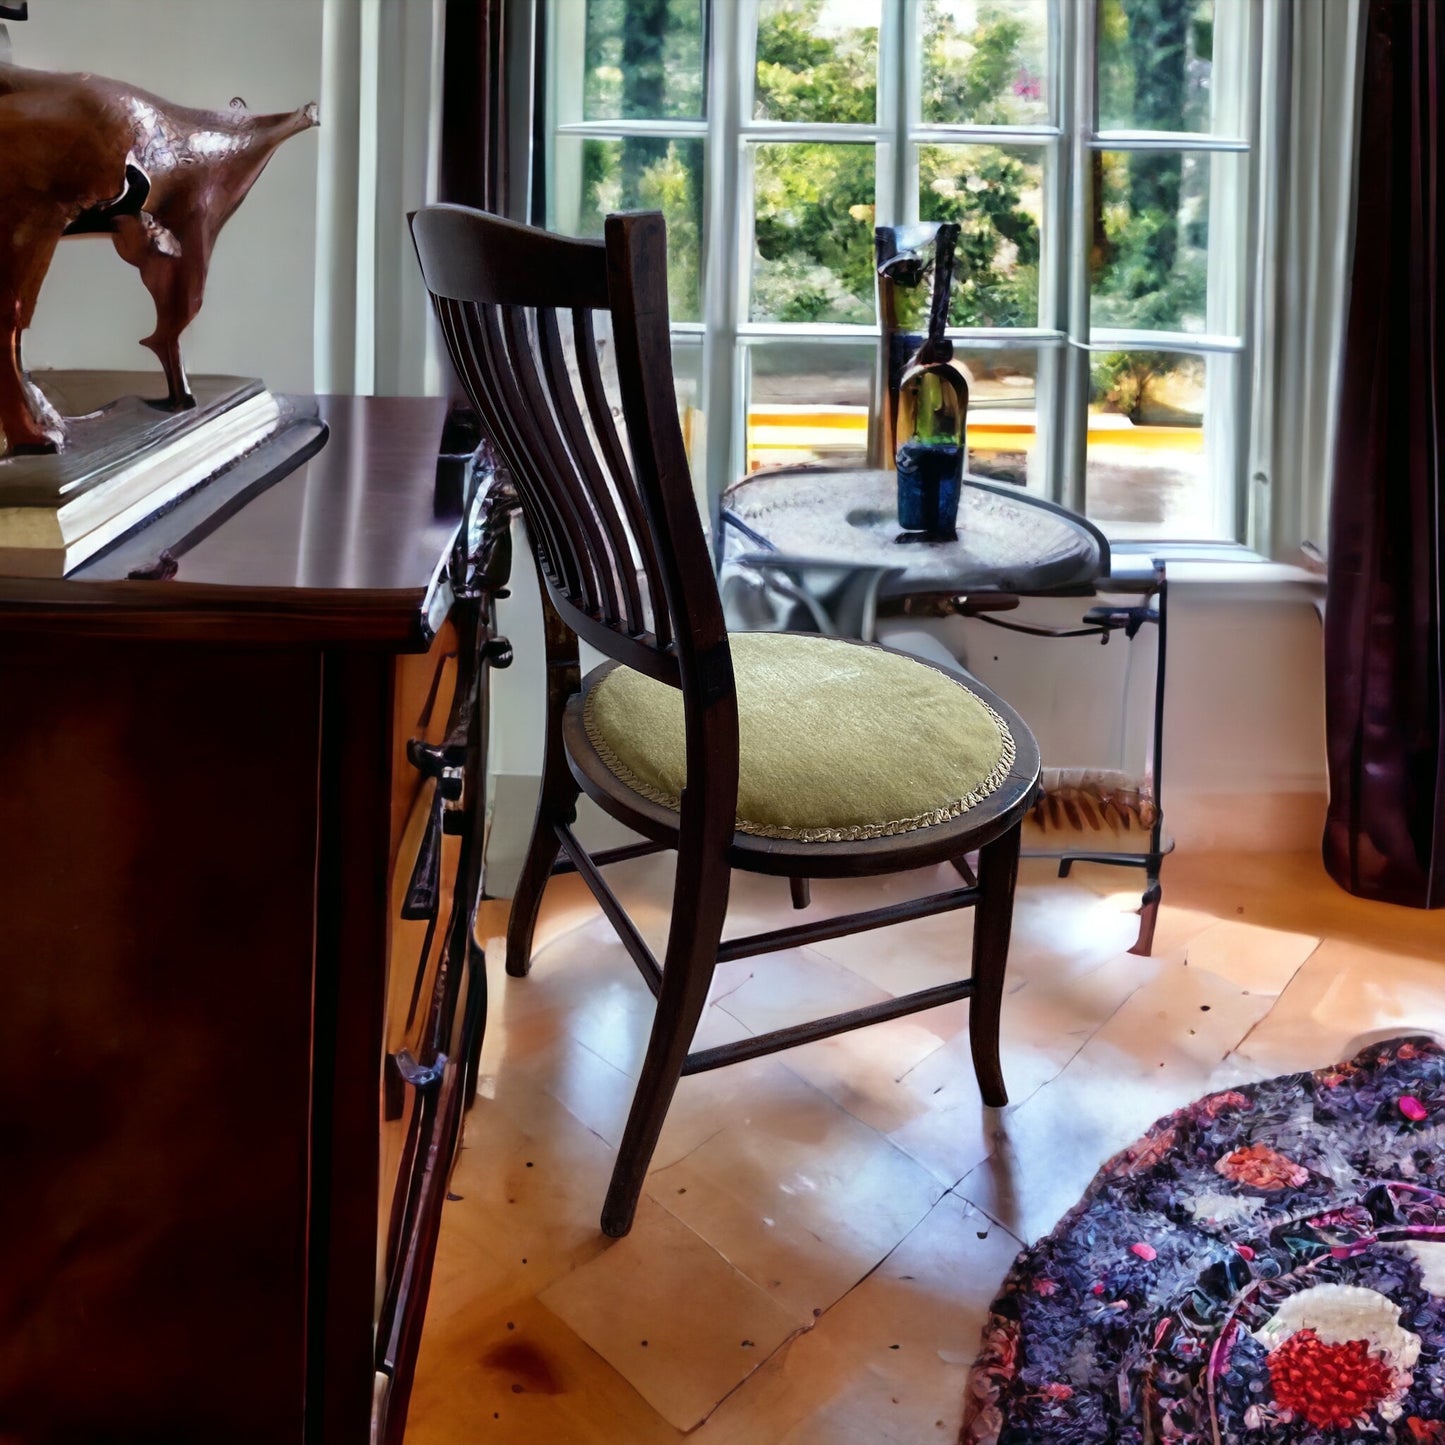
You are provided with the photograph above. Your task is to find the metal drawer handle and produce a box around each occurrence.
[392,1049,447,1095]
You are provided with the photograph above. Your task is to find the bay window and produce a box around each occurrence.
[546,0,1266,542]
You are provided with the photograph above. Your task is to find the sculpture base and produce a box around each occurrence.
[0,371,286,577]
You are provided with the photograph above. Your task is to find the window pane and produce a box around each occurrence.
[671,339,704,460]
[1086,348,1224,536]
[754,0,879,123]
[921,0,1050,126]
[957,346,1041,486]
[746,343,873,471]
[581,0,705,121]
[551,137,704,322]
[751,143,877,324]
[1090,148,1238,334]
[919,144,1044,327]
[1097,0,1215,133]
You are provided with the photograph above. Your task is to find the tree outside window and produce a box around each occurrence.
[550,0,1251,539]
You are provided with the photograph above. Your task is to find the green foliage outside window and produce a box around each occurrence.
[751,0,1044,327]
[583,0,705,120]
[1091,0,1214,422]
[754,0,876,123]
[918,144,1041,328]
[921,0,1046,126]
[576,0,1216,421]
[753,142,876,325]
[578,138,703,322]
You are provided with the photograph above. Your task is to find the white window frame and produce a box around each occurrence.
[545,0,1268,544]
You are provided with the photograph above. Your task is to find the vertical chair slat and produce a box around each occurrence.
[498,305,622,628]
[440,297,566,592]
[570,308,674,651]
[536,310,648,638]
[476,302,591,605]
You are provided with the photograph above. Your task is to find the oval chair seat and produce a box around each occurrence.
[565,632,1037,873]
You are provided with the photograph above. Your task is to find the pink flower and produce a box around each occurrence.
[1011,68,1042,101]
[1215,1143,1310,1191]
[1130,1242,1158,1261]
[1400,1095,1429,1122]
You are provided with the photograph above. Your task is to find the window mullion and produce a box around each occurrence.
[889,0,915,228]
[702,0,746,535]
[1056,0,1093,516]
[1236,0,1269,548]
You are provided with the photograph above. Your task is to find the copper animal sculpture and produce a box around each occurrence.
[0,62,318,454]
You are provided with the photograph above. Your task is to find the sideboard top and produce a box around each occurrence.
[0,394,460,648]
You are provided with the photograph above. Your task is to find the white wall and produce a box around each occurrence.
[13,0,444,400]
[938,579,1329,849]
[18,0,326,394]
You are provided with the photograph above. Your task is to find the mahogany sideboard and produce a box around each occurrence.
[0,396,508,1444]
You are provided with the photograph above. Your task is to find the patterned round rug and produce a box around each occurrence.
[964,1036,1445,1444]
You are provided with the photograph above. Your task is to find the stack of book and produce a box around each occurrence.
[0,371,287,577]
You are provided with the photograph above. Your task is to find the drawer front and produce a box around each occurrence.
[372,614,488,1443]
[378,633,461,1312]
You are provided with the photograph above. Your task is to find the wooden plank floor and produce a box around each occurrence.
[406,851,1445,1443]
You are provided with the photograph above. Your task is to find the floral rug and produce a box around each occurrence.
[963,1037,1445,1444]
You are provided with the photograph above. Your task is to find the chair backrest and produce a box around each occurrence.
[409,205,730,701]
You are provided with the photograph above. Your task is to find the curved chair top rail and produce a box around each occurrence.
[410,203,610,312]
[410,205,731,693]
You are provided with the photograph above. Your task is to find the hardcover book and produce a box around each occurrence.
[0,371,288,577]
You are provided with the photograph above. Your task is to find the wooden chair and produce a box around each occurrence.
[410,205,1041,1238]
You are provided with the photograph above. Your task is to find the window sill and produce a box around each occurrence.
[1105,540,1324,595]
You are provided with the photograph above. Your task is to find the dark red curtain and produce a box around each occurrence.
[439,0,516,216]
[437,0,535,450]
[1323,0,1445,907]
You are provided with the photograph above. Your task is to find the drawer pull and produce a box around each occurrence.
[406,740,464,801]
[481,636,514,669]
[392,1049,447,1095]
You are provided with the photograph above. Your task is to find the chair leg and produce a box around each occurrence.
[600,839,731,1239]
[506,608,580,979]
[504,751,578,978]
[789,876,811,910]
[1128,869,1163,957]
[969,824,1022,1109]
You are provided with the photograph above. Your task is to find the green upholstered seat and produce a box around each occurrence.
[583,632,1016,843]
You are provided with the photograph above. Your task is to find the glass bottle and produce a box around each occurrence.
[892,225,967,537]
